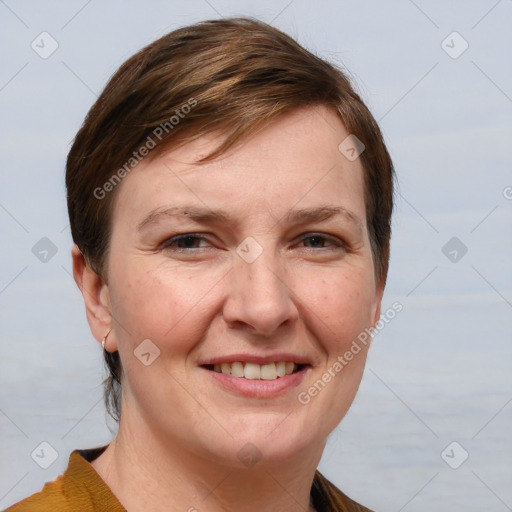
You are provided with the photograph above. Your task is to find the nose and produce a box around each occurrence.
[222,249,299,337]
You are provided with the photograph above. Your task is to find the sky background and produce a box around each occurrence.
[1,1,511,510]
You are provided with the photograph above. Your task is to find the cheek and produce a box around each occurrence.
[293,269,376,436]
[296,267,376,352]
[109,260,222,347]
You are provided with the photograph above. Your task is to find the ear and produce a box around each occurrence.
[370,280,385,329]
[72,244,117,351]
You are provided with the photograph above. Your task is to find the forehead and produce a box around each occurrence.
[112,105,367,227]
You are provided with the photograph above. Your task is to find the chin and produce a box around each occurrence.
[223,420,319,466]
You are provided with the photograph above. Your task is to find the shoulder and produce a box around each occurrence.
[311,470,374,512]
[3,475,67,512]
[3,447,125,512]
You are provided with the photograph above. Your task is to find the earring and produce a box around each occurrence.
[102,329,112,350]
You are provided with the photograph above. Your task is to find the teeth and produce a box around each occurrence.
[276,362,286,377]
[210,361,300,380]
[244,363,261,380]
[260,363,277,380]
[231,361,244,377]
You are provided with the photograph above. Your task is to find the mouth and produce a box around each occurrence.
[201,361,308,381]
[201,361,311,398]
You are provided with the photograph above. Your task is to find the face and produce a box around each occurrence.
[103,105,382,466]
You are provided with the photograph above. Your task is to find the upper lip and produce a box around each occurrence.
[199,353,313,366]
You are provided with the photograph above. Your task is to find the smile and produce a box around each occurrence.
[200,362,310,398]
[202,361,306,380]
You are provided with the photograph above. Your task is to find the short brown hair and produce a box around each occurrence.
[66,17,395,422]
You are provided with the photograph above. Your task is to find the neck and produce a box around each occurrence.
[91,409,322,512]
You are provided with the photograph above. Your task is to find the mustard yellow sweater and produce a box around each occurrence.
[4,446,373,511]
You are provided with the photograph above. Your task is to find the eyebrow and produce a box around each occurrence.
[137,206,231,232]
[137,205,363,234]
[284,206,362,233]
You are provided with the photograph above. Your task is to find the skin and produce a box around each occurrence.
[73,105,384,512]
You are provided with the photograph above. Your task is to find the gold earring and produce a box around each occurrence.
[102,329,112,350]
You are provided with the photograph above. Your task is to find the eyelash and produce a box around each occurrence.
[160,233,347,252]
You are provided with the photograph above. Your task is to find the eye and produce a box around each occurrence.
[298,233,346,250]
[161,233,211,250]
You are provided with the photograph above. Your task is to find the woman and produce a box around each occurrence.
[6,17,394,512]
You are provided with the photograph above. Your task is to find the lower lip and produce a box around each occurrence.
[203,367,309,398]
